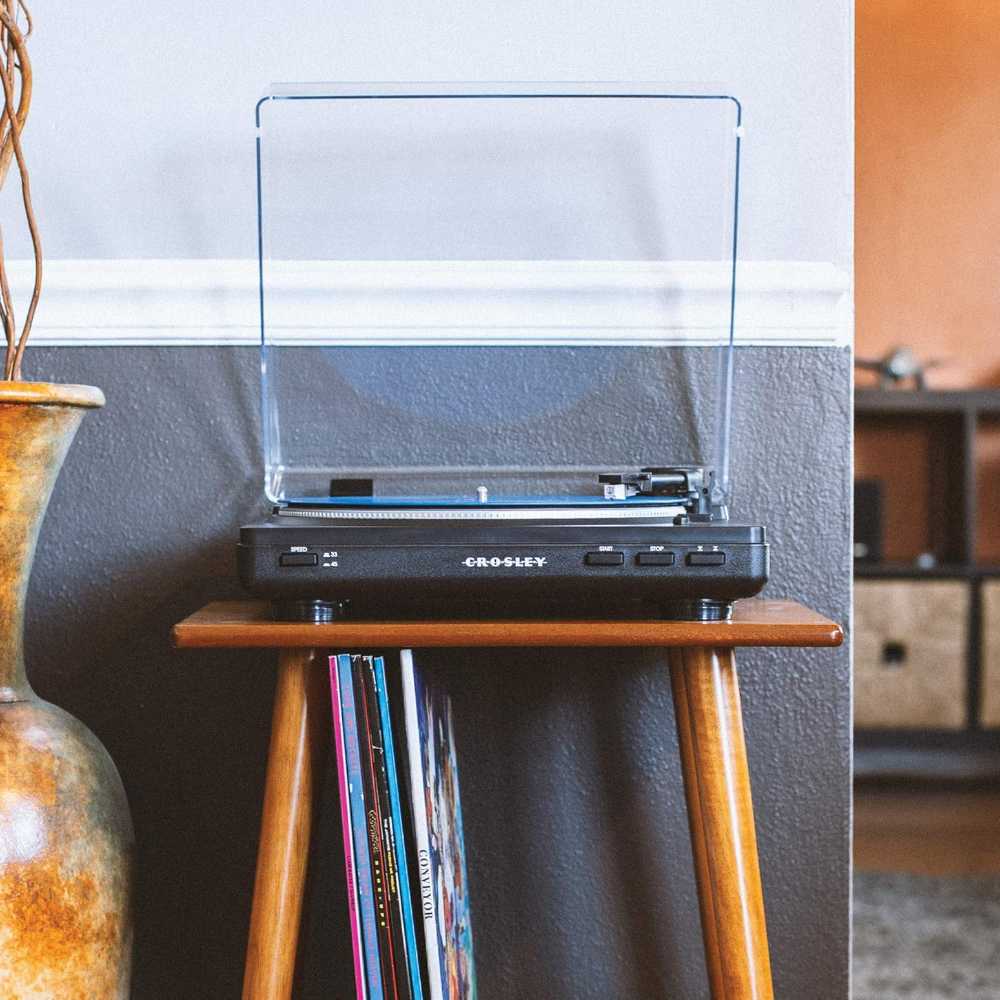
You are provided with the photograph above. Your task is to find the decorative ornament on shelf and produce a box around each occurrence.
[855,346,946,391]
[0,3,133,996]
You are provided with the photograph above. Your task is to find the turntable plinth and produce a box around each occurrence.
[173,599,842,1000]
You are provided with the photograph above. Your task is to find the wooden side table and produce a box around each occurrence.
[174,599,843,1000]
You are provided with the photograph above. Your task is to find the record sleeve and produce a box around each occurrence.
[374,655,425,1000]
[355,656,412,1000]
[400,650,477,1000]
[333,654,384,999]
[329,656,367,999]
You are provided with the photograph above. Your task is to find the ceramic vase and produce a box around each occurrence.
[0,382,133,997]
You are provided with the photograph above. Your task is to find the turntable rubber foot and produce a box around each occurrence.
[272,599,349,622]
[661,599,733,621]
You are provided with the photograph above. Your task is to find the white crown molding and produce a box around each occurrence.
[15,258,851,348]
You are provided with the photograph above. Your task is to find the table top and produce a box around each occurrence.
[173,599,843,650]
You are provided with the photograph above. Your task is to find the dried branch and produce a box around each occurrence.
[0,225,15,361]
[0,0,39,382]
[0,0,17,369]
[0,0,29,190]
[15,0,31,36]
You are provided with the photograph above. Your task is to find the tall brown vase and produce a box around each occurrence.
[0,383,133,997]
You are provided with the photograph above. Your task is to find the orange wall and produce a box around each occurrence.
[856,0,1000,388]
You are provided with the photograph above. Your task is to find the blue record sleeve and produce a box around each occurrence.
[338,654,385,1000]
[375,656,425,1000]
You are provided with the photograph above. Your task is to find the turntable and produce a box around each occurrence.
[238,84,767,621]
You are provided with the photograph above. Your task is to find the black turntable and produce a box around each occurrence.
[242,84,763,622]
[239,467,767,621]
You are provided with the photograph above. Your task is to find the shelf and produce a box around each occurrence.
[853,387,1000,779]
[172,599,844,650]
[854,745,1000,781]
[855,563,1000,579]
[855,730,1000,780]
[855,562,974,579]
[855,388,1000,414]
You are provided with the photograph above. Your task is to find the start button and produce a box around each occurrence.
[584,551,624,566]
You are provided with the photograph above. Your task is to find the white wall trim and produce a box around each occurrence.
[16,258,851,348]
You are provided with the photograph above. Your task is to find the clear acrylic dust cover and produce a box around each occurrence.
[255,83,742,509]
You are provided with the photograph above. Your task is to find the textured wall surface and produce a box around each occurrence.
[20,345,851,999]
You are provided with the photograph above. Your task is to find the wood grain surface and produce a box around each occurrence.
[671,646,774,1000]
[242,648,330,1000]
[855,786,1000,876]
[173,599,843,650]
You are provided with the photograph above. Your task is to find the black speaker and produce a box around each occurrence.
[854,478,883,563]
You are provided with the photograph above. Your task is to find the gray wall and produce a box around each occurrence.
[25,344,851,999]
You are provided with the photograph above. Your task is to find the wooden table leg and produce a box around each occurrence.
[242,648,330,1000]
[669,646,774,1000]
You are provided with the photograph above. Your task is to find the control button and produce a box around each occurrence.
[279,552,319,567]
[585,551,625,566]
[686,551,726,567]
[636,551,676,566]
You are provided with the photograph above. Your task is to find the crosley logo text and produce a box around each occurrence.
[462,555,547,568]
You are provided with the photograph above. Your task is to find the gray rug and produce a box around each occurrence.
[854,872,1000,999]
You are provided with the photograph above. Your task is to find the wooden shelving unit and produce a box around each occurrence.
[854,388,1000,779]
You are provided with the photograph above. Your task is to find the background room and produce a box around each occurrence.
[854,1,1000,997]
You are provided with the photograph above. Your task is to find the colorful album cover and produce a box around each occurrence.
[329,655,367,999]
[332,654,384,1000]
[353,656,408,1000]
[374,655,425,1000]
[355,655,413,1000]
[400,650,477,1000]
